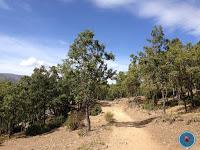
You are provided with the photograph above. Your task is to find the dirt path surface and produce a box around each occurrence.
[1,101,199,150]
[103,105,166,150]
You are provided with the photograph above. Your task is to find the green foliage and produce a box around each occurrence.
[106,84,122,100]
[0,65,72,136]
[48,116,66,129]
[90,104,102,116]
[25,124,50,136]
[25,116,66,136]
[65,111,84,131]
[1,26,200,137]
[65,30,115,131]
[104,112,115,123]
[142,102,155,111]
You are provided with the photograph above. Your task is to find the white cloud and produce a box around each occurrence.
[107,60,128,72]
[0,0,10,10]
[90,0,200,36]
[0,0,31,11]
[0,34,68,75]
[106,60,129,84]
[90,0,135,8]
[20,57,44,67]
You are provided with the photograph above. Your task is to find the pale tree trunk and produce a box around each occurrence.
[165,88,168,102]
[172,88,175,100]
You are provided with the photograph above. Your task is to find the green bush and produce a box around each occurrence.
[105,112,115,123]
[165,100,178,107]
[25,116,66,136]
[48,116,66,129]
[193,96,200,106]
[65,111,84,131]
[25,124,50,136]
[142,102,155,110]
[90,104,102,116]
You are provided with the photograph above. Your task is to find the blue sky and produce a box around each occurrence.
[0,0,200,75]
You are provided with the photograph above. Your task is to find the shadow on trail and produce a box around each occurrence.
[111,117,158,128]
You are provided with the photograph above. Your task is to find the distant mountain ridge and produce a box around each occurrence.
[0,73,23,83]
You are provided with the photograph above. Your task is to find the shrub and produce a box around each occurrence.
[77,128,88,137]
[142,102,154,110]
[25,124,50,136]
[48,116,66,129]
[90,104,102,116]
[25,116,66,136]
[13,125,23,133]
[65,111,84,131]
[0,136,7,145]
[165,100,178,107]
[193,96,200,106]
[105,112,115,123]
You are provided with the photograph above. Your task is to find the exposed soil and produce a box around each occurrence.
[1,99,200,150]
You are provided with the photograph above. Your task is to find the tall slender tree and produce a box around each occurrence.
[66,30,115,131]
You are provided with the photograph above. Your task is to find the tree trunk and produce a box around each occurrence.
[8,120,13,138]
[162,90,166,114]
[85,104,91,131]
[189,88,195,108]
[43,103,46,125]
[153,92,157,106]
[165,89,168,102]
[173,88,175,99]
[181,87,187,113]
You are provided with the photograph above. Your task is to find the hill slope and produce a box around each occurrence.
[0,73,23,83]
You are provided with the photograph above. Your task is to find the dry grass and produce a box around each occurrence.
[104,112,115,123]
[77,140,106,150]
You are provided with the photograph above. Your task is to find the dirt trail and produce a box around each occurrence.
[103,105,166,150]
[1,102,176,150]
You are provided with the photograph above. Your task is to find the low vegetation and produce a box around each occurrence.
[77,128,88,137]
[142,102,155,111]
[0,135,7,145]
[105,112,115,123]
[25,116,66,136]
[65,111,84,131]
[77,140,106,150]
[90,104,102,116]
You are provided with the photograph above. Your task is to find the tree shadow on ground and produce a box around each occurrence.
[24,127,62,139]
[109,117,158,128]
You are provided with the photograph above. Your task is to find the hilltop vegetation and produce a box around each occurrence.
[0,73,22,83]
[107,26,200,114]
[0,26,200,139]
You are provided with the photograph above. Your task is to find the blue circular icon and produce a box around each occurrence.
[179,131,196,149]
